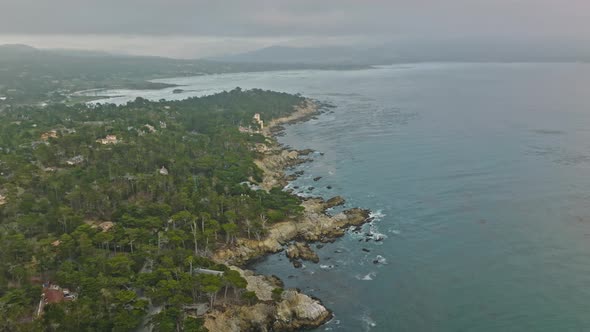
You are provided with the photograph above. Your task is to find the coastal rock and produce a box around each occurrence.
[274,290,332,331]
[205,267,331,332]
[286,242,320,263]
[298,149,315,156]
[325,196,345,209]
[204,292,332,332]
[205,303,274,332]
[253,148,308,190]
[230,266,282,301]
[213,198,370,265]
[313,176,322,181]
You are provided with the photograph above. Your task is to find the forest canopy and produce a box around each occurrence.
[0,88,305,331]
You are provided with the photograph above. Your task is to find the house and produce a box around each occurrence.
[253,113,264,129]
[144,124,157,133]
[66,155,84,166]
[40,130,58,141]
[0,193,6,206]
[159,121,167,129]
[239,114,265,134]
[159,166,169,176]
[194,268,224,276]
[44,285,64,304]
[96,135,119,145]
[36,283,77,317]
[85,220,115,232]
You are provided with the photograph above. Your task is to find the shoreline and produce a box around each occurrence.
[205,99,373,331]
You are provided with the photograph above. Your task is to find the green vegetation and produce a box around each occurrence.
[0,88,305,331]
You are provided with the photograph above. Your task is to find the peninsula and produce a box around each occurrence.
[0,88,370,331]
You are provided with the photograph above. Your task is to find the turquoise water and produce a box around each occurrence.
[95,63,590,331]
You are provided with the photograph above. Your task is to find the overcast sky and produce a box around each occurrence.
[0,0,588,58]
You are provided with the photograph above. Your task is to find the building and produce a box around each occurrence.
[194,268,224,276]
[66,155,84,166]
[96,135,119,145]
[238,114,265,134]
[253,113,264,129]
[85,220,115,232]
[144,124,157,133]
[0,193,6,206]
[36,284,77,317]
[40,130,58,141]
[159,166,169,176]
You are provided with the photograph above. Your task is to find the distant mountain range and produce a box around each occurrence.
[211,45,392,65]
[0,44,367,104]
[213,41,590,65]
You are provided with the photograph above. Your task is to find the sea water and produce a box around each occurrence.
[94,63,590,331]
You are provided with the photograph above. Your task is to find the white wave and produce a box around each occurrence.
[388,228,401,235]
[320,264,335,270]
[360,313,377,331]
[369,209,386,221]
[356,272,376,281]
[373,255,387,265]
[367,223,388,242]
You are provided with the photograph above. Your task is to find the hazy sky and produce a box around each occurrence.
[0,0,588,58]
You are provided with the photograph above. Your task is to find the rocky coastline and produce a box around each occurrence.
[205,100,372,331]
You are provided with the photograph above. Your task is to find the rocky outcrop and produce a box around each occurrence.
[230,266,282,301]
[254,149,309,191]
[325,195,345,209]
[213,197,370,265]
[263,100,321,136]
[286,242,320,264]
[204,268,331,332]
[274,290,332,330]
[204,292,331,332]
[204,304,274,332]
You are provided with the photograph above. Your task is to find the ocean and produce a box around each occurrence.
[93,63,590,331]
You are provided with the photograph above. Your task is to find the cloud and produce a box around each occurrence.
[0,0,588,58]
[0,0,587,38]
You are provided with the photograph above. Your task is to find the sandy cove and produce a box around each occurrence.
[205,100,372,331]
